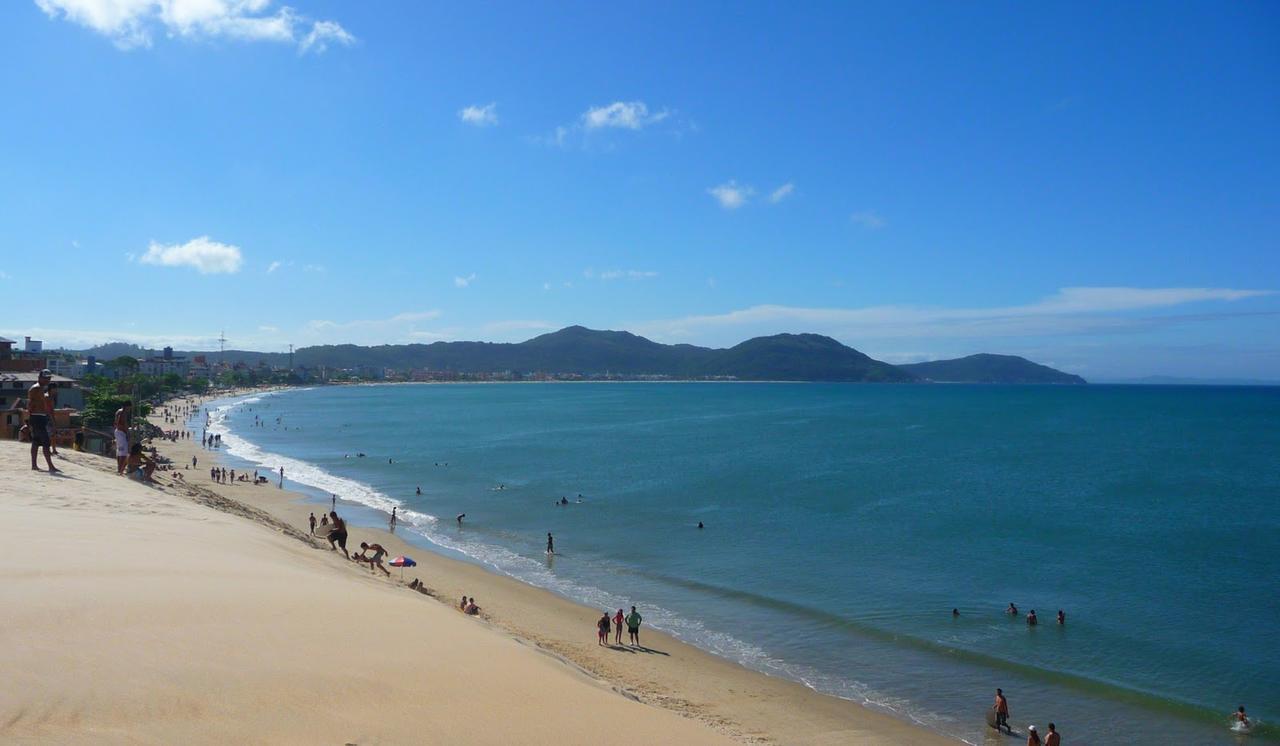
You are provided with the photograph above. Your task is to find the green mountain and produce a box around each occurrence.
[77,328,1080,384]
[898,354,1085,384]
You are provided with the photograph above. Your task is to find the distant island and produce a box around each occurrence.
[74,326,1086,384]
[898,353,1087,385]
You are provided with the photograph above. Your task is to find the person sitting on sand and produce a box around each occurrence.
[327,512,349,559]
[613,608,625,645]
[1007,602,1018,615]
[460,594,468,611]
[125,443,157,482]
[1027,609,1038,626]
[356,542,391,576]
[597,612,611,646]
[465,597,480,615]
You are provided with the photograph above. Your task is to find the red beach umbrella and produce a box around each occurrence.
[389,555,416,580]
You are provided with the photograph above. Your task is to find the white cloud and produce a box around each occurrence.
[768,183,795,203]
[851,210,886,229]
[35,0,354,54]
[454,273,477,288]
[299,19,353,55]
[389,311,442,322]
[0,271,10,280]
[140,236,242,274]
[708,181,753,210]
[584,269,657,281]
[258,325,279,333]
[305,309,442,337]
[582,101,669,130]
[631,287,1275,344]
[303,264,325,273]
[266,260,284,273]
[458,102,498,127]
[542,282,552,291]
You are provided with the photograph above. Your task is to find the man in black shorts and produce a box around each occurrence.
[27,370,58,472]
[327,511,349,558]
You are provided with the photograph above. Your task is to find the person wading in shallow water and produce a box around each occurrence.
[993,688,1010,733]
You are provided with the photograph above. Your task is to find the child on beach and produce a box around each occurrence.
[597,612,611,645]
[613,609,625,645]
[356,542,391,576]
[125,443,157,483]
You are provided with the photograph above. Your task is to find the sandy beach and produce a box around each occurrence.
[0,390,952,744]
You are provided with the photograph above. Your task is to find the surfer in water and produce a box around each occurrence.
[546,532,554,554]
[993,688,1010,733]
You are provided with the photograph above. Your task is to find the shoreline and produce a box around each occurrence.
[163,388,955,744]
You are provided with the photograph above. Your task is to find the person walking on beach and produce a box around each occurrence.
[389,507,397,533]
[613,609,625,645]
[626,606,643,646]
[309,513,317,535]
[546,532,554,555]
[278,466,284,489]
[327,511,349,559]
[26,370,59,473]
[113,400,132,475]
[597,612,611,646]
[993,688,1010,733]
[1044,722,1060,745]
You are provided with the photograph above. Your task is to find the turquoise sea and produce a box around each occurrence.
[200,383,1279,744]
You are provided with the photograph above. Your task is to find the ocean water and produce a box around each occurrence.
[199,383,1280,744]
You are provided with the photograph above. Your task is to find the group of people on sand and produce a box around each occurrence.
[308,510,392,576]
[459,595,481,615]
[596,606,644,647]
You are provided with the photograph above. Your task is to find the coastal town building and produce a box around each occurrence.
[0,371,83,440]
[138,346,191,378]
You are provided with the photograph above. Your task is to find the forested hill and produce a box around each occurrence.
[898,353,1086,384]
[78,327,1084,383]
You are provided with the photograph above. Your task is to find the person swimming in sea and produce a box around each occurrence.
[952,608,960,617]
[697,521,704,529]
[416,486,421,495]
[1234,706,1250,729]
[1007,602,1018,615]
[1057,609,1065,625]
[1027,609,1038,626]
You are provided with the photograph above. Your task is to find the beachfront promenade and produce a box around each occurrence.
[0,401,951,745]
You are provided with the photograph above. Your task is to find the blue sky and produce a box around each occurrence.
[2,1,1277,378]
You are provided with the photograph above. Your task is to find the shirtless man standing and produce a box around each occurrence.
[993,688,1011,733]
[113,401,132,474]
[27,370,58,472]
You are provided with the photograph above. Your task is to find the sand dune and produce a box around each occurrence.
[0,441,735,745]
